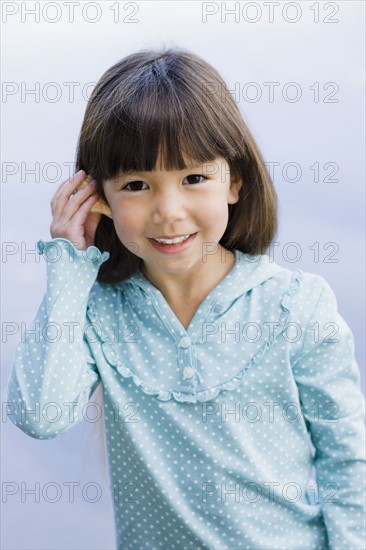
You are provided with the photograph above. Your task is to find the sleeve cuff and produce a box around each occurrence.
[37,238,110,265]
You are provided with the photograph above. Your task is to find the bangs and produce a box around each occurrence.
[81,57,242,182]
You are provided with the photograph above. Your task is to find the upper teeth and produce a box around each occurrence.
[154,235,190,244]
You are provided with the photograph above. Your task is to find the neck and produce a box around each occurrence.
[140,247,236,304]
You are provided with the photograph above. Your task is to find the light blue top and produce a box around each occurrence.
[7,238,366,550]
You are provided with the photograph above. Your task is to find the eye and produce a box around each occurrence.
[121,174,207,191]
[122,180,148,191]
[183,175,207,185]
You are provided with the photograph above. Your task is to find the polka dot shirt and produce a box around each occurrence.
[7,238,366,550]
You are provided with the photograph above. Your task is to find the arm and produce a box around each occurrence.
[292,276,366,550]
[6,238,110,439]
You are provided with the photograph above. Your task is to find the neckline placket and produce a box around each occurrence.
[127,250,244,342]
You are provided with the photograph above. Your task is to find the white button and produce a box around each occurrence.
[179,336,191,348]
[183,367,195,379]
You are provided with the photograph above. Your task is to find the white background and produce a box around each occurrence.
[1,1,365,548]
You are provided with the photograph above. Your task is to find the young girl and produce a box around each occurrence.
[7,47,365,550]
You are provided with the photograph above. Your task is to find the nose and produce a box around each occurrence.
[151,187,187,225]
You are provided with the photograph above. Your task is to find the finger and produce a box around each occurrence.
[72,194,102,229]
[51,170,86,217]
[55,177,96,223]
[51,193,100,239]
[52,170,86,201]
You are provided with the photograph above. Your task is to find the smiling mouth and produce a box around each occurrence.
[152,234,192,244]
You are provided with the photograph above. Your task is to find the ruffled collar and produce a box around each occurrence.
[119,249,285,309]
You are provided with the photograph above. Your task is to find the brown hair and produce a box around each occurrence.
[75,46,277,284]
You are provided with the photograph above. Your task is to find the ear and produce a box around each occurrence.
[228,177,242,205]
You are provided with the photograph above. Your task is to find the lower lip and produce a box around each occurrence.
[148,233,197,254]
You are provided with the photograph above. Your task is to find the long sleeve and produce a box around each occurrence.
[292,277,366,549]
[6,238,110,439]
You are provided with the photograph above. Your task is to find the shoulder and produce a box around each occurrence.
[251,260,347,361]
[238,251,335,302]
[243,253,339,320]
[268,262,340,331]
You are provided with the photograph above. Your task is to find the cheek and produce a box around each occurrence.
[112,203,142,238]
[200,194,229,227]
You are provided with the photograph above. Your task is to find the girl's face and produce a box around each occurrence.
[103,155,242,283]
